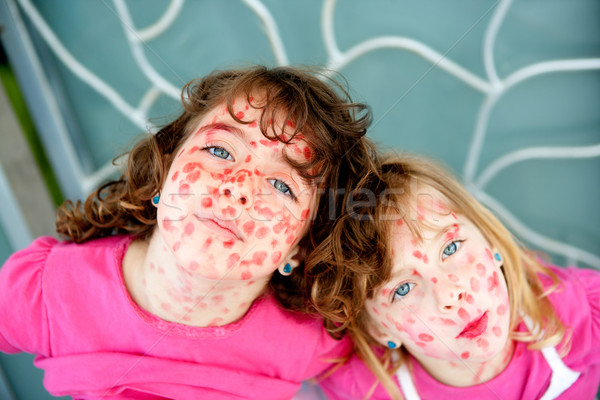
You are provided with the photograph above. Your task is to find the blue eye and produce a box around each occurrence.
[442,241,461,259]
[268,179,295,199]
[208,146,232,160]
[393,282,415,299]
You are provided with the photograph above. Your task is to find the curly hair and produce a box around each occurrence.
[56,64,378,317]
[320,154,568,397]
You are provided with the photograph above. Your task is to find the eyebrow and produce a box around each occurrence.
[195,123,250,142]
[433,222,463,242]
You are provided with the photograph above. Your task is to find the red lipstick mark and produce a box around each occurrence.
[487,271,500,292]
[457,311,488,339]
[418,333,434,342]
[470,277,480,293]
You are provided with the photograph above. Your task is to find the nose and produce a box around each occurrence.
[218,170,254,208]
[433,277,467,312]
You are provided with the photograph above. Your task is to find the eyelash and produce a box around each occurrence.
[392,281,416,302]
[441,239,465,260]
[202,145,297,201]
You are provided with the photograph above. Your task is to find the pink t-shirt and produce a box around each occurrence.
[320,265,600,399]
[0,236,351,400]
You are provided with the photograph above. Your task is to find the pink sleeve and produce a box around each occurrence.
[0,236,57,355]
[303,328,353,379]
[576,267,600,357]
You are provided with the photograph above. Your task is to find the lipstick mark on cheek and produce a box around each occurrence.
[487,271,500,292]
[183,223,195,237]
[413,250,423,259]
[448,274,459,282]
[271,251,282,264]
[412,269,422,278]
[476,263,487,276]
[418,333,434,342]
[470,277,480,292]
[492,326,502,337]
[242,221,255,236]
[255,227,269,239]
[467,253,476,264]
[458,308,470,321]
[201,198,212,208]
[431,277,438,284]
[497,304,506,316]
[461,351,470,359]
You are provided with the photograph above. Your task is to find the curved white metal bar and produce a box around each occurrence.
[483,0,512,87]
[112,0,181,99]
[463,58,600,182]
[322,0,343,65]
[17,0,147,130]
[136,0,184,41]
[503,58,600,91]
[240,0,289,66]
[477,143,600,189]
[471,187,600,269]
[330,36,492,93]
[463,91,500,182]
[137,86,163,117]
[81,159,120,196]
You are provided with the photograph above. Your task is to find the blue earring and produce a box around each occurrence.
[387,341,397,349]
[152,194,160,205]
[283,263,292,274]
[494,253,502,262]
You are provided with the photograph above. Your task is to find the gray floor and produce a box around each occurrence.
[0,81,56,241]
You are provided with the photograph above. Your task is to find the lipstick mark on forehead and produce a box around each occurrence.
[445,224,460,241]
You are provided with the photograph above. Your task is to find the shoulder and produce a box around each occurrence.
[247,294,352,378]
[542,264,600,363]
[0,237,60,354]
[319,352,389,400]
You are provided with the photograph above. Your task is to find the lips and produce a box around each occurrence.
[456,311,488,339]
[195,215,244,241]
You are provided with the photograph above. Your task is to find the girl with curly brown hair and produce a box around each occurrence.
[0,65,378,399]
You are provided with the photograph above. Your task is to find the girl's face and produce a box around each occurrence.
[366,190,511,365]
[155,96,317,282]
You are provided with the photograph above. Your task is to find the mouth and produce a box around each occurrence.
[456,311,488,339]
[195,215,244,241]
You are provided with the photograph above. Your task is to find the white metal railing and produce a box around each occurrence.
[3,0,600,269]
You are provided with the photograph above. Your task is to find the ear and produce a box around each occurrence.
[277,244,304,276]
[151,193,160,208]
[491,247,503,267]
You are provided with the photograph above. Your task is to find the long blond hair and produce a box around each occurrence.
[347,154,567,398]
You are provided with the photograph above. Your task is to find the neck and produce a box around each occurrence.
[122,232,270,327]
[412,339,515,387]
